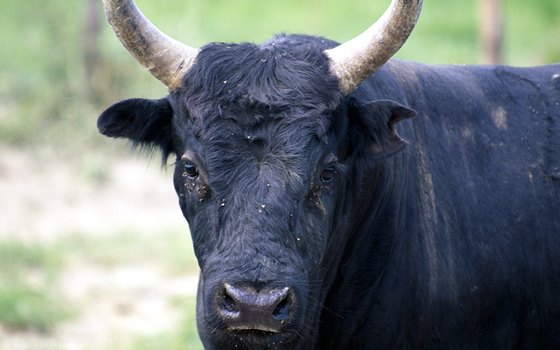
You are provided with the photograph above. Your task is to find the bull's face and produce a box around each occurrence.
[171,41,347,347]
[98,40,414,348]
[99,0,421,348]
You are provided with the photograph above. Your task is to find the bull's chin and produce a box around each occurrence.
[229,329,293,346]
[204,328,298,349]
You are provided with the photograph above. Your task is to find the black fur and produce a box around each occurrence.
[98,33,560,349]
[98,97,174,161]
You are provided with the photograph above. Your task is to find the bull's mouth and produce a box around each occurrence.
[227,325,283,334]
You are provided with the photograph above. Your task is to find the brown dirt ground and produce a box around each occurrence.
[0,146,199,349]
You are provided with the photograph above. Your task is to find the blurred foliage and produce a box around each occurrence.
[0,0,558,153]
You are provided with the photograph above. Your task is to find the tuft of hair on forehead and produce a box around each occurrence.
[176,34,343,121]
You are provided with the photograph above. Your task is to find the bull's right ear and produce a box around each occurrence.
[348,98,416,159]
[97,97,173,151]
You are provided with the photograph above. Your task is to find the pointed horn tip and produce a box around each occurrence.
[326,0,423,95]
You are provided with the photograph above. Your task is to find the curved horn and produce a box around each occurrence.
[325,0,423,95]
[103,0,199,91]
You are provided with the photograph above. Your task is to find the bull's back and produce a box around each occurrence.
[404,63,560,231]
[369,62,560,347]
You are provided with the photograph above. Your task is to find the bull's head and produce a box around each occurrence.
[98,0,421,348]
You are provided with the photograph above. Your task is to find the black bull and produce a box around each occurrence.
[98,29,560,350]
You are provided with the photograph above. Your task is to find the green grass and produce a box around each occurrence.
[0,242,73,332]
[0,242,63,273]
[0,282,73,333]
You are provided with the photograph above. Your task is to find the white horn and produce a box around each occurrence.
[103,0,199,91]
[325,0,423,95]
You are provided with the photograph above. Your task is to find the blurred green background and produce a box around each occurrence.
[0,0,558,349]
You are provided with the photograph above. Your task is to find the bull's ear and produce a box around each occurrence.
[349,99,416,158]
[97,97,173,152]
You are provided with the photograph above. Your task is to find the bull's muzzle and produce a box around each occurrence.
[216,283,296,334]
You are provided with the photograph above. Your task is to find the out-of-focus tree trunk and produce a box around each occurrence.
[84,0,102,102]
[478,0,504,65]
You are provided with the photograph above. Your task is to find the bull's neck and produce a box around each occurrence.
[315,153,410,346]
[343,156,409,283]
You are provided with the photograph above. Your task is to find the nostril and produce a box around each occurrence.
[217,283,243,319]
[221,290,239,314]
[272,293,291,320]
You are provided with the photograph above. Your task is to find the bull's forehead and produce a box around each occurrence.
[171,39,344,194]
[197,107,328,195]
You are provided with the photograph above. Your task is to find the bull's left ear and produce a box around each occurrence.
[348,99,416,158]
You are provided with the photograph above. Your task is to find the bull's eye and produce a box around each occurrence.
[320,166,337,184]
[183,162,199,179]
